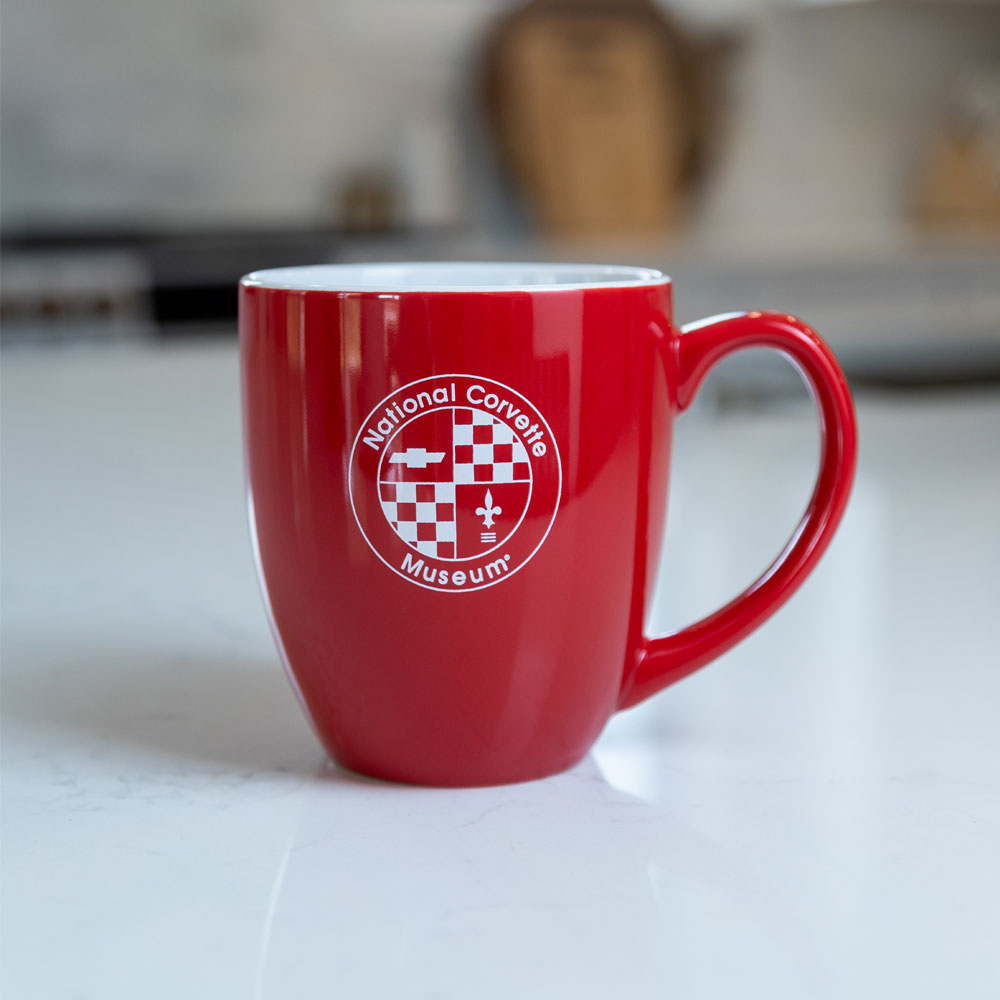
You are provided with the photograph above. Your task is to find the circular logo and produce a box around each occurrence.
[349,375,561,592]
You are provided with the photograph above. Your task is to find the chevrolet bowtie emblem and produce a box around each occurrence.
[388,448,446,469]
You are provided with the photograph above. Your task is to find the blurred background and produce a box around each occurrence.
[2,0,999,389]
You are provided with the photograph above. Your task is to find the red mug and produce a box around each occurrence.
[240,263,857,786]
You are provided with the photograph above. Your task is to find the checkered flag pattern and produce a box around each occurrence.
[379,482,456,559]
[452,409,531,485]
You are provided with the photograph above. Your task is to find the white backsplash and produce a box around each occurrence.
[3,0,999,249]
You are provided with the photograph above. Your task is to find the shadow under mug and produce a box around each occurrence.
[240,263,857,786]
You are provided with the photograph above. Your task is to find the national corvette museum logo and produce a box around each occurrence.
[349,374,562,592]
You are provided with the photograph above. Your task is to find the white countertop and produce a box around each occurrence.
[3,342,999,999]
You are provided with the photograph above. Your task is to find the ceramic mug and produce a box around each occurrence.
[240,263,857,786]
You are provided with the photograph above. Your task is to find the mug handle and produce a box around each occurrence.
[618,311,858,710]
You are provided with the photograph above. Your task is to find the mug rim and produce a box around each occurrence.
[240,261,671,293]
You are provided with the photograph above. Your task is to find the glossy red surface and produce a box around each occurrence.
[240,277,857,786]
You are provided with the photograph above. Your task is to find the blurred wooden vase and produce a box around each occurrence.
[484,0,702,239]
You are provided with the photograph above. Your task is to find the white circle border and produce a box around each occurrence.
[349,374,562,593]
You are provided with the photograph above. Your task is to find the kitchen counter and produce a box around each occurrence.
[3,341,999,999]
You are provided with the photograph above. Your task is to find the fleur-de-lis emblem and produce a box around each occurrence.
[476,489,502,529]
